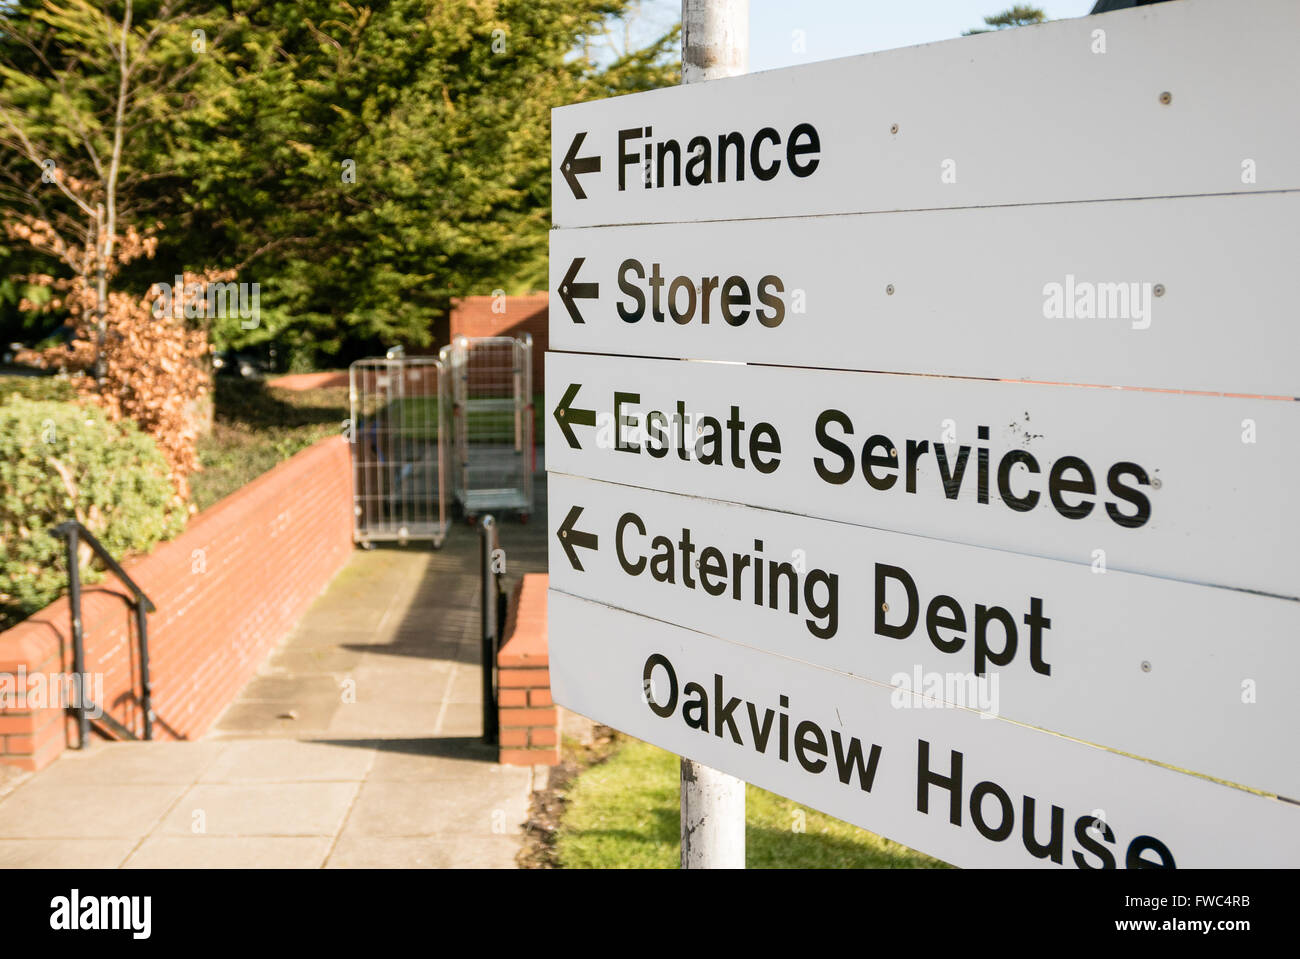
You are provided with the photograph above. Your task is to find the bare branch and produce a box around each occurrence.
[0,104,98,217]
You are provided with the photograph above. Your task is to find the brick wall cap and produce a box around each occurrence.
[0,624,61,674]
[497,574,548,667]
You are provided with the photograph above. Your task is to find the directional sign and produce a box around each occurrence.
[551,0,1300,227]
[548,473,1300,798]
[545,0,1300,869]
[549,191,1300,396]
[546,351,1300,598]
[548,591,1300,868]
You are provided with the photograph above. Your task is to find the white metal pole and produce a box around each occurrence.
[679,0,748,870]
[682,0,749,83]
[680,754,746,868]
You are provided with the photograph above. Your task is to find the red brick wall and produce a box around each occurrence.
[497,574,558,766]
[449,294,547,393]
[0,436,354,771]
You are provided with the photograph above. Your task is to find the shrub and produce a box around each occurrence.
[0,395,186,628]
[0,374,76,404]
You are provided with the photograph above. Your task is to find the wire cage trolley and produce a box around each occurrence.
[441,334,535,523]
[348,353,451,547]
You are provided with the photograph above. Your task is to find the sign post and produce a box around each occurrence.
[677,0,749,871]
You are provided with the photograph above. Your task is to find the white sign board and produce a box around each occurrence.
[551,0,1299,227]
[548,591,1300,868]
[549,473,1300,798]
[545,0,1300,869]
[546,351,1300,598]
[550,192,1300,397]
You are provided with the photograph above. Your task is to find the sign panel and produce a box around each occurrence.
[548,473,1300,797]
[551,0,1299,227]
[550,192,1300,397]
[548,591,1300,868]
[545,351,1300,598]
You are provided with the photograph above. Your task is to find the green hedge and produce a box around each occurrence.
[0,394,186,628]
[0,373,75,404]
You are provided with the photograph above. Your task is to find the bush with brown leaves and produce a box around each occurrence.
[9,217,223,502]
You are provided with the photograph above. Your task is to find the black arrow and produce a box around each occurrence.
[561,131,601,200]
[553,382,596,449]
[558,257,599,324]
[558,505,598,571]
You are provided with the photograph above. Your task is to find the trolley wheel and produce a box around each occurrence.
[359,539,375,551]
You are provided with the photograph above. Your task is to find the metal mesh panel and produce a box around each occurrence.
[445,335,534,520]
[348,356,450,546]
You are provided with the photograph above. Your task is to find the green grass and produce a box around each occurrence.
[462,392,544,445]
[357,393,544,445]
[192,379,350,511]
[556,737,951,869]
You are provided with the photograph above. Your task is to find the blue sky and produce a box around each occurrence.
[624,1,1101,71]
[748,0,1100,70]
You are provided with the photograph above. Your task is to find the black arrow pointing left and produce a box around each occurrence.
[558,257,598,324]
[558,505,598,571]
[553,383,596,449]
[561,131,600,200]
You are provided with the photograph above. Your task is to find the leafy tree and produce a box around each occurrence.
[0,0,237,362]
[963,5,1048,35]
[0,0,241,494]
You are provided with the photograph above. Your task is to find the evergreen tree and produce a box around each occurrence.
[180,0,679,365]
[0,0,236,356]
[963,5,1048,35]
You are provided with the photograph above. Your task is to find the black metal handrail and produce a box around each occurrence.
[50,521,156,747]
[479,515,506,745]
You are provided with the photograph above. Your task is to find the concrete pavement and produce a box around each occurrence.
[0,479,549,868]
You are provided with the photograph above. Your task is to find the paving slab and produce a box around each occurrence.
[437,703,487,736]
[25,741,225,787]
[231,673,349,704]
[0,765,28,802]
[346,663,453,704]
[325,699,450,738]
[158,782,360,837]
[123,836,332,869]
[365,740,504,782]
[0,783,187,840]
[445,667,487,704]
[198,740,377,784]
[0,838,138,869]
[264,646,366,674]
[375,640,475,665]
[324,834,522,869]
[325,835,466,868]
[338,777,530,839]
[209,699,339,737]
